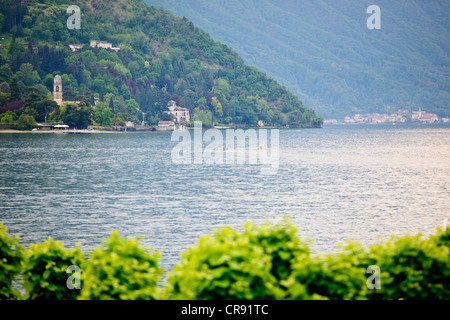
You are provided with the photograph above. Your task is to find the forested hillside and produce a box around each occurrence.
[0,0,322,129]
[145,0,450,119]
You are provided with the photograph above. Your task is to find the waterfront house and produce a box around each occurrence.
[157,121,175,131]
[37,124,55,130]
[165,100,190,123]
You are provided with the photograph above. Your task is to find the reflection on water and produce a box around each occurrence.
[1,124,449,272]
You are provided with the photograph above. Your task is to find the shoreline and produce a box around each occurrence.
[2,122,448,134]
[0,126,321,134]
[0,129,109,134]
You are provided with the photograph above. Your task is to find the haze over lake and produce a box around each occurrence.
[1,124,449,272]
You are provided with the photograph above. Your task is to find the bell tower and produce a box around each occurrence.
[53,75,63,106]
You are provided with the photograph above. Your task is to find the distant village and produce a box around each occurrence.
[324,109,449,125]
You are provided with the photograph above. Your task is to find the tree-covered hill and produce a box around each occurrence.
[0,0,322,129]
[145,0,450,119]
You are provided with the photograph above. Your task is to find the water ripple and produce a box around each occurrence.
[1,125,449,272]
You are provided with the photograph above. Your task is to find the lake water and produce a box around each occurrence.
[1,124,449,273]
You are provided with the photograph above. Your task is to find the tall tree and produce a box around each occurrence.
[10,77,20,101]
[109,96,114,112]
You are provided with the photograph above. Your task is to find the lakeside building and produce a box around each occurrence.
[36,124,69,130]
[344,113,407,124]
[37,124,55,130]
[339,108,441,124]
[156,121,175,131]
[411,109,439,123]
[164,100,190,123]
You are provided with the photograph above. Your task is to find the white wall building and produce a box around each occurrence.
[165,100,190,123]
[90,40,120,52]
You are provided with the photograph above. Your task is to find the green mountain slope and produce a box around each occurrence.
[145,0,450,119]
[0,0,322,129]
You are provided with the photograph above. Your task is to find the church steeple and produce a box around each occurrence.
[53,75,63,106]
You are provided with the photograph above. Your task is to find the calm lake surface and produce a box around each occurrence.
[1,124,449,273]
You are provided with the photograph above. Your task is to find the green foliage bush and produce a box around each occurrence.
[286,227,450,300]
[16,114,37,130]
[285,241,372,300]
[0,224,23,300]
[364,227,450,300]
[164,220,309,299]
[1,222,448,300]
[0,110,16,123]
[21,238,85,300]
[165,222,449,300]
[79,231,163,300]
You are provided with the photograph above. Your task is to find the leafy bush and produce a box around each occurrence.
[0,224,23,300]
[285,241,372,300]
[16,114,37,130]
[2,221,449,300]
[21,238,85,300]
[79,231,163,300]
[244,221,309,282]
[164,220,309,299]
[364,226,450,300]
[286,226,450,300]
[0,111,17,123]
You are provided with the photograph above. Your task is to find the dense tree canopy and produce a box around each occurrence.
[0,0,322,129]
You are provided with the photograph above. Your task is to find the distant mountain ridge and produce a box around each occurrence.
[145,0,450,119]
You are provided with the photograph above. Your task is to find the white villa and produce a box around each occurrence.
[90,40,120,52]
[165,100,190,123]
[68,44,84,52]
